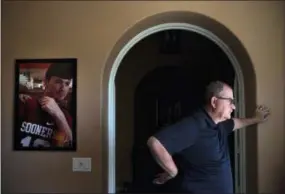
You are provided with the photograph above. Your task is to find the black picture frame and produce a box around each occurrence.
[13,58,77,151]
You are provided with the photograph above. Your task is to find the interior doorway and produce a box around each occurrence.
[106,22,247,194]
[115,28,243,193]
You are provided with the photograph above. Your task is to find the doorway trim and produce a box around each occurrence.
[107,22,246,193]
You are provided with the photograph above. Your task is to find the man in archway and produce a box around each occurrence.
[147,81,270,193]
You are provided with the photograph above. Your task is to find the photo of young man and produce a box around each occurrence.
[15,60,76,150]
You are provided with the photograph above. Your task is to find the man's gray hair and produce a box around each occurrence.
[204,81,229,103]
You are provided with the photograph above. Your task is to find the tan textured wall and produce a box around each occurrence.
[2,1,284,193]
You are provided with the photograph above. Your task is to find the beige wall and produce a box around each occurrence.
[2,1,285,193]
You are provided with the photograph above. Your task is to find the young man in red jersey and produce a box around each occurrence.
[16,63,74,149]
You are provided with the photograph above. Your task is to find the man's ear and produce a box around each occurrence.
[211,96,217,109]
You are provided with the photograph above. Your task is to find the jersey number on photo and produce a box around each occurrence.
[21,136,50,147]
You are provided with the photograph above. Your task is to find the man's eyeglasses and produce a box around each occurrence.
[216,96,235,105]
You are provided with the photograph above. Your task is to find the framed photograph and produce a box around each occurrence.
[13,58,77,151]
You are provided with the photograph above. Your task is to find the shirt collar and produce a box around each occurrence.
[200,107,217,128]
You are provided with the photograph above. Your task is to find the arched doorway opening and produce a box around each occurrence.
[102,11,257,194]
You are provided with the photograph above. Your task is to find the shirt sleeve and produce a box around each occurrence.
[153,117,199,155]
[57,109,73,145]
[220,119,234,135]
[61,108,72,128]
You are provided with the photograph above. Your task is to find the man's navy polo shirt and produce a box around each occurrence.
[154,108,234,194]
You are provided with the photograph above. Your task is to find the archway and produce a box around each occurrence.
[102,11,257,194]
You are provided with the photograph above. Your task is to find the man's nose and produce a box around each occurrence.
[232,103,236,110]
[59,83,65,89]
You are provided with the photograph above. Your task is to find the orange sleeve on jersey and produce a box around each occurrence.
[52,131,67,147]
[52,108,73,147]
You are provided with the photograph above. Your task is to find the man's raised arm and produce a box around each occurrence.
[233,105,270,131]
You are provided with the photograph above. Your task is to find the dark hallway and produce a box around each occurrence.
[116,29,236,193]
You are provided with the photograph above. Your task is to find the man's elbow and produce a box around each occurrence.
[147,136,173,159]
[147,136,164,153]
[147,136,157,148]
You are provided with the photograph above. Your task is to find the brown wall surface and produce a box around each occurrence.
[2,1,285,193]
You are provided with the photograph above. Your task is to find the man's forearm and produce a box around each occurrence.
[233,117,260,130]
[147,137,178,177]
[53,112,73,142]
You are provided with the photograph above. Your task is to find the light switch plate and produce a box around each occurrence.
[72,157,92,172]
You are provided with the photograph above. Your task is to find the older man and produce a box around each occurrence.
[147,81,270,193]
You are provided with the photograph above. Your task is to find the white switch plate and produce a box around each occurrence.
[72,157,92,172]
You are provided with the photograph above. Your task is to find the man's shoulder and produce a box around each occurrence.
[218,118,234,129]
[181,107,217,131]
[169,112,202,132]
[19,96,39,110]
[188,108,208,123]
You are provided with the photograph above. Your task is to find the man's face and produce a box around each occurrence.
[44,76,71,101]
[212,85,236,121]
